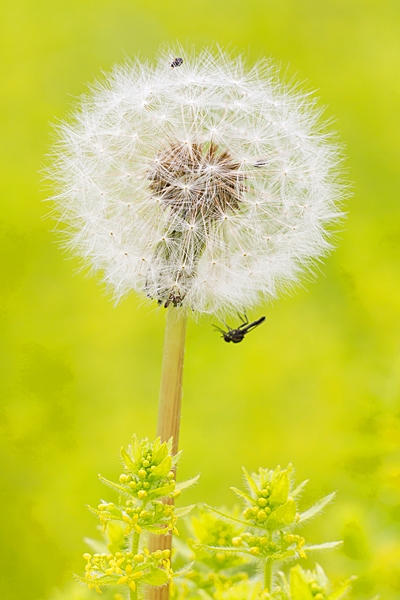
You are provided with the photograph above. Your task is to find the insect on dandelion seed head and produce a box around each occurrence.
[47,45,347,317]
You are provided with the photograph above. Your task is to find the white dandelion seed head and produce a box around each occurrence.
[48,46,346,317]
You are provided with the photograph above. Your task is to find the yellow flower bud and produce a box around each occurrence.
[134,554,145,563]
[232,537,242,547]
[137,490,147,499]
[138,469,146,479]
[250,546,260,556]
[83,553,91,560]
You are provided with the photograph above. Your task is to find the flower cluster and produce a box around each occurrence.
[49,47,346,315]
[204,464,339,565]
[170,464,343,599]
[82,547,172,594]
[79,436,198,596]
[207,564,353,600]
[264,564,355,600]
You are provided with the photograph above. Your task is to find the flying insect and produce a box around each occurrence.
[214,313,266,343]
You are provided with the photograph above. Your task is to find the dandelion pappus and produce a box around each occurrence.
[213,313,266,343]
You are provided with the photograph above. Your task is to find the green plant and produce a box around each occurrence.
[74,437,354,600]
[78,436,198,598]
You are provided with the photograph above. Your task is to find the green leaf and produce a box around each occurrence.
[290,565,314,600]
[141,568,170,586]
[152,440,169,464]
[328,578,355,600]
[291,479,309,499]
[151,455,172,478]
[153,482,175,497]
[230,486,255,505]
[172,561,195,578]
[131,434,142,464]
[298,492,336,523]
[120,446,136,471]
[145,525,172,535]
[172,450,182,469]
[175,504,195,518]
[304,541,342,552]
[98,475,131,498]
[175,474,200,492]
[242,467,259,496]
[204,505,250,528]
[269,470,290,506]
[268,499,296,529]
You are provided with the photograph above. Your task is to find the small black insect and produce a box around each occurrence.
[171,57,184,68]
[214,313,266,343]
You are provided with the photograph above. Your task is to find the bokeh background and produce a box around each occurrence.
[1,0,400,598]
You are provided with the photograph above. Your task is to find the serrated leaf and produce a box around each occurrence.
[269,470,290,506]
[242,467,259,496]
[290,565,313,600]
[76,573,120,587]
[152,441,168,465]
[172,450,181,469]
[175,474,200,492]
[304,541,342,552]
[141,568,170,586]
[83,537,108,554]
[144,525,171,535]
[199,544,245,555]
[204,505,249,528]
[131,434,141,463]
[291,479,309,499]
[328,578,355,600]
[153,482,176,497]
[151,455,172,478]
[230,486,255,505]
[120,446,136,471]
[175,504,195,518]
[98,474,131,498]
[268,499,296,529]
[299,492,336,523]
[172,561,195,578]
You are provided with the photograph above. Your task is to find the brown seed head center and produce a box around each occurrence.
[148,142,244,221]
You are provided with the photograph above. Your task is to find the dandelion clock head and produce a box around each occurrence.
[48,46,346,317]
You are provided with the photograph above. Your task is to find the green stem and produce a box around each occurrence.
[132,531,140,555]
[264,560,273,592]
[128,532,141,600]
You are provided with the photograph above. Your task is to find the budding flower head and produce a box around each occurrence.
[48,46,346,316]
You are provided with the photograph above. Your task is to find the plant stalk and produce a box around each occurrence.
[264,561,273,593]
[148,308,188,600]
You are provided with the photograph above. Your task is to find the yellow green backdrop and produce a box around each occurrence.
[1,0,400,598]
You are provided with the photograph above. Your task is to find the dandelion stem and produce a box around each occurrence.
[156,308,187,452]
[148,308,187,600]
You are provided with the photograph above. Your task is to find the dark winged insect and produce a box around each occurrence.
[171,57,184,68]
[214,313,266,343]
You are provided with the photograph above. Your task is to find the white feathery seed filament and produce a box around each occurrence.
[47,46,347,316]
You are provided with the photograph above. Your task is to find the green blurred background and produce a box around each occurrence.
[1,0,400,598]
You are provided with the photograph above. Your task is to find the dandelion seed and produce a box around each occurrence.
[48,46,346,316]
